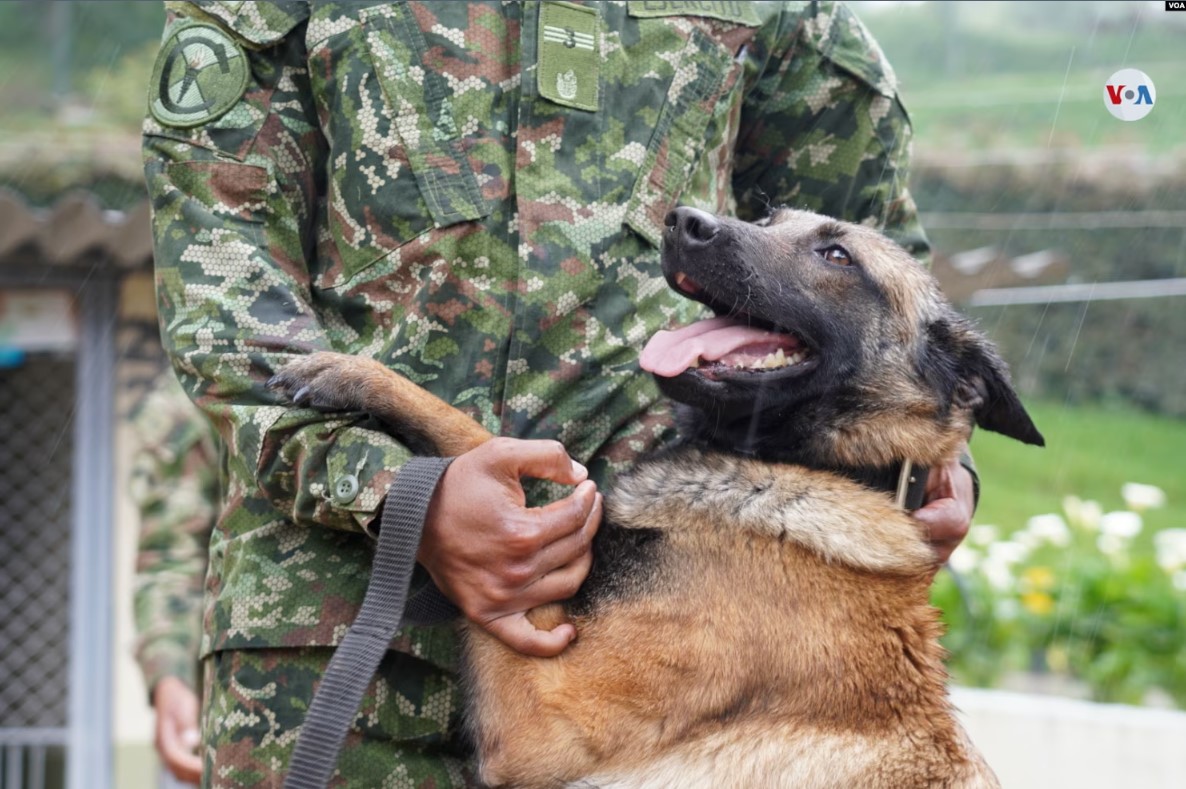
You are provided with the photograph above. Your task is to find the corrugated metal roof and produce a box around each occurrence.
[0,190,151,270]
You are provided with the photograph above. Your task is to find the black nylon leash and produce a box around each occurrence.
[283,456,456,789]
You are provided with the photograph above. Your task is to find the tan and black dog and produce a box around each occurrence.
[270,207,1043,788]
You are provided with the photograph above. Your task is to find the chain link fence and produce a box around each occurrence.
[0,351,75,789]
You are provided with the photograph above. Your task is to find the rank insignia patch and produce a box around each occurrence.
[538,2,600,112]
[149,21,249,128]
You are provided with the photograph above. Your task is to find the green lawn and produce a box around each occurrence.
[905,68,1186,155]
[971,400,1186,537]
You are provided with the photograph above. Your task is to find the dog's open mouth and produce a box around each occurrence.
[640,272,817,381]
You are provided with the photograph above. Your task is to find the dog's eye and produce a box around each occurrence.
[820,245,853,267]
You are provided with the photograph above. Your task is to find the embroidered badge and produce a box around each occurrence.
[538,2,599,112]
[148,21,249,128]
[626,1,762,26]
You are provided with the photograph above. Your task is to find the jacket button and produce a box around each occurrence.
[332,474,360,504]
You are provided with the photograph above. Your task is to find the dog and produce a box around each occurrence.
[269,206,1043,788]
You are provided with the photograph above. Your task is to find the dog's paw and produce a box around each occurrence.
[267,351,369,413]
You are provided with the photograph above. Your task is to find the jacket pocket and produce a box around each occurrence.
[308,3,489,289]
[622,22,752,248]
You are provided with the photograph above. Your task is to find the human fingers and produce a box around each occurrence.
[523,481,600,558]
[531,489,603,573]
[483,611,577,657]
[492,437,589,486]
[517,548,595,612]
[923,457,955,501]
[510,494,602,617]
[913,495,970,564]
[155,683,203,783]
[159,731,203,784]
[473,483,596,606]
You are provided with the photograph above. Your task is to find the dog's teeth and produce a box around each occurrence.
[731,347,812,371]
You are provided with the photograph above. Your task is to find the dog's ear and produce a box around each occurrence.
[922,316,1045,447]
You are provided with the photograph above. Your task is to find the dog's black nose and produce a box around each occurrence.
[665,206,720,249]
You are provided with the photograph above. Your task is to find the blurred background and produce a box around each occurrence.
[0,2,1183,787]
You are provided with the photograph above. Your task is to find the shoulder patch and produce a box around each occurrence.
[149,21,250,129]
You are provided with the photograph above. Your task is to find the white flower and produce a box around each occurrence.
[1063,496,1103,530]
[982,557,1015,592]
[1099,510,1142,540]
[980,541,1028,591]
[948,545,981,574]
[988,540,1030,565]
[1154,529,1186,572]
[969,524,999,547]
[1025,513,1071,547]
[1121,482,1166,511]
[1097,532,1128,557]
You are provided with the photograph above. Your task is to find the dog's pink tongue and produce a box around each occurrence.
[640,317,795,378]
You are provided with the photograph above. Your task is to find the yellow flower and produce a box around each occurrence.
[1021,591,1055,616]
[1021,566,1056,592]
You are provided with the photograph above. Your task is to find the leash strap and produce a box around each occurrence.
[283,456,454,789]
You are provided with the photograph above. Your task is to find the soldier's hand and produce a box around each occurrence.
[913,446,975,565]
[418,437,602,657]
[152,675,202,784]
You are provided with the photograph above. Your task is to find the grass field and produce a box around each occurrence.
[971,400,1186,538]
[904,68,1186,156]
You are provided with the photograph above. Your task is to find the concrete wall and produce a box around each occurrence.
[953,686,1186,789]
[113,271,166,785]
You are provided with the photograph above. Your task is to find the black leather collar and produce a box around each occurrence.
[839,461,930,512]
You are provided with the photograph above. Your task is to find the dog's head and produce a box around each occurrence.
[640,207,1043,468]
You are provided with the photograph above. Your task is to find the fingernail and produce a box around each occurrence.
[570,459,587,479]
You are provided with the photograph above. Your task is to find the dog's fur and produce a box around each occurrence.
[270,207,1043,788]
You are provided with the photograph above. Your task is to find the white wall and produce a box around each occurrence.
[113,273,157,751]
[952,686,1186,789]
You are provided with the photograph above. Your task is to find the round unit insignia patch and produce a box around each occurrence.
[149,21,249,129]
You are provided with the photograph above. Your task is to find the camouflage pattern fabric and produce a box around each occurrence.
[143,1,927,785]
[200,647,475,788]
[131,369,221,695]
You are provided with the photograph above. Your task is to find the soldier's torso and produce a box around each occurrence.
[149,0,913,663]
[296,1,778,466]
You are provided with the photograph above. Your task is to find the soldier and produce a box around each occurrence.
[131,368,220,786]
[143,2,975,785]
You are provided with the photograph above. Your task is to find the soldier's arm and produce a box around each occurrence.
[130,373,220,695]
[733,0,928,261]
[143,3,410,536]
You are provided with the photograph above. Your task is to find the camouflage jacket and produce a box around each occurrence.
[130,369,220,694]
[143,0,927,666]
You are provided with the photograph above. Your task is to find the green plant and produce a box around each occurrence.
[932,484,1186,706]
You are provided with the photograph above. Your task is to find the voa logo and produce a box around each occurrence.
[1104,69,1156,121]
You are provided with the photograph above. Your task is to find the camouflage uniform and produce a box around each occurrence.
[131,369,220,697]
[143,1,926,785]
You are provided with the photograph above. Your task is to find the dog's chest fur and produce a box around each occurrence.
[463,448,997,788]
